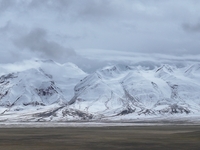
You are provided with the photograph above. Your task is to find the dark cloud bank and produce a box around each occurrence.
[13,28,76,63]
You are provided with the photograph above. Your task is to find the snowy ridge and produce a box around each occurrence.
[0,61,200,122]
[69,63,200,119]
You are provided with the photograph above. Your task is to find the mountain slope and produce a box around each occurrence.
[0,60,88,117]
[0,61,200,122]
[69,64,200,119]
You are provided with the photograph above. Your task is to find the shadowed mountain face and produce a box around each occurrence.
[0,60,200,122]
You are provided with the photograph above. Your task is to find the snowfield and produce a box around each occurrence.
[0,59,200,123]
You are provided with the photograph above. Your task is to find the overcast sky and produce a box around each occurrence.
[0,0,200,65]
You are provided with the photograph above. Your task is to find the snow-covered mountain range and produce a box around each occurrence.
[0,60,200,122]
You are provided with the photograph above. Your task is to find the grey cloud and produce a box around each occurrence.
[0,0,15,13]
[25,0,118,22]
[1,0,200,65]
[13,28,76,63]
[0,21,10,33]
[182,22,200,32]
[28,0,73,11]
[74,0,115,21]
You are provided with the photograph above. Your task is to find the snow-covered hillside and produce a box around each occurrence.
[69,64,200,118]
[0,60,200,122]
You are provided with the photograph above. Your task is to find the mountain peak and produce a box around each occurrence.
[185,64,200,74]
[1,62,200,122]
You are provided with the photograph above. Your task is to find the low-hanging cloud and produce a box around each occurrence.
[13,28,76,63]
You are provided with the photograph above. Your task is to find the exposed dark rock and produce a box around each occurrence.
[33,107,64,118]
[138,109,155,115]
[117,107,135,116]
[159,104,190,114]
[0,73,17,82]
[62,108,93,120]
[36,85,57,97]
[23,102,45,106]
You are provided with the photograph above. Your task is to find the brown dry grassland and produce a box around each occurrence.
[0,125,200,150]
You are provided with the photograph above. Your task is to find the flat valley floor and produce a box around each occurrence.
[0,125,200,150]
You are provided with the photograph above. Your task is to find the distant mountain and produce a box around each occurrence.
[69,64,200,118]
[0,60,200,122]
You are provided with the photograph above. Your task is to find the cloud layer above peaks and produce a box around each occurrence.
[0,0,200,64]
